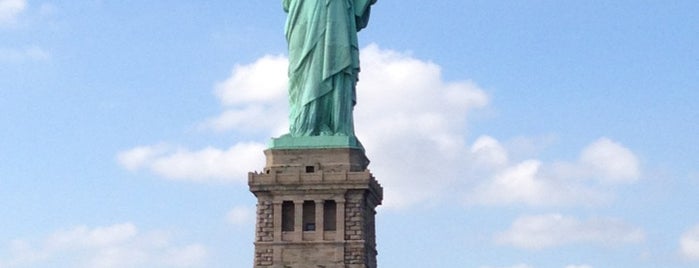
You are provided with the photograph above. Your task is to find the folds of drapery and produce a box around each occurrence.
[283,0,375,136]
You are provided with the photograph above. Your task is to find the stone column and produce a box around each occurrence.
[294,200,303,241]
[315,200,324,240]
[272,200,282,242]
[337,198,346,241]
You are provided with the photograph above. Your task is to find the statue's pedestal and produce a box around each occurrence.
[249,144,382,268]
[268,135,364,150]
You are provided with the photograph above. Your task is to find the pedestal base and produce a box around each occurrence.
[268,135,363,150]
[249,147,382,268]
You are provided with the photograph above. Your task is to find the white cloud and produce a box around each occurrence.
[547,137,641,185]
[468,160,573,206]
[215,55,288,106]
[201,104,287,135]
[117,143,265,183]
[226,206,255,226]
[579,137,640,183]
[495,214,645,250]
[680,224,699,260]
[201,55,289,135]
[0,0,25,25]
[0,223,207,268]
[118,45,641,210]
[471,135,509,169]
[121,45,490,209]
[116,144,169,171]
[353,44,489,208]
[466,137,640,207]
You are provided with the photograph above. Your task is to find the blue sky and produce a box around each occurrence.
[1,0,698,267]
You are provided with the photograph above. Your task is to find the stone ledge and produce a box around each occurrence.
[249,172,383,204]
[254,240,367,246]
[249,170,375,185]
[262,147,370,173]
[268,135,364,150]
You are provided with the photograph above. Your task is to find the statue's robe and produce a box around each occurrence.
[283,0,375,136]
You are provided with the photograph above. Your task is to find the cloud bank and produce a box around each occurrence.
[466,136,640,207]
[117,143,265,184]
[0,223,207,268]
[0,0,25,26]
[680,224,699,260]
[495,214,645,250]
[117,45,642,210]
[203,54,289,135]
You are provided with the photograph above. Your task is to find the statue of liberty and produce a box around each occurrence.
[282,0,376,139]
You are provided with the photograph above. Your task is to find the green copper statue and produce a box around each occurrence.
[283,0,376,138]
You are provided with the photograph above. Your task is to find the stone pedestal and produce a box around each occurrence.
[249,147,382,268]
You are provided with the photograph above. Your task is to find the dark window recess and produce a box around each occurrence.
[305,166,315,173]
[303,201,316,231]
[281,201,294,232]
[323,200,337,231]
